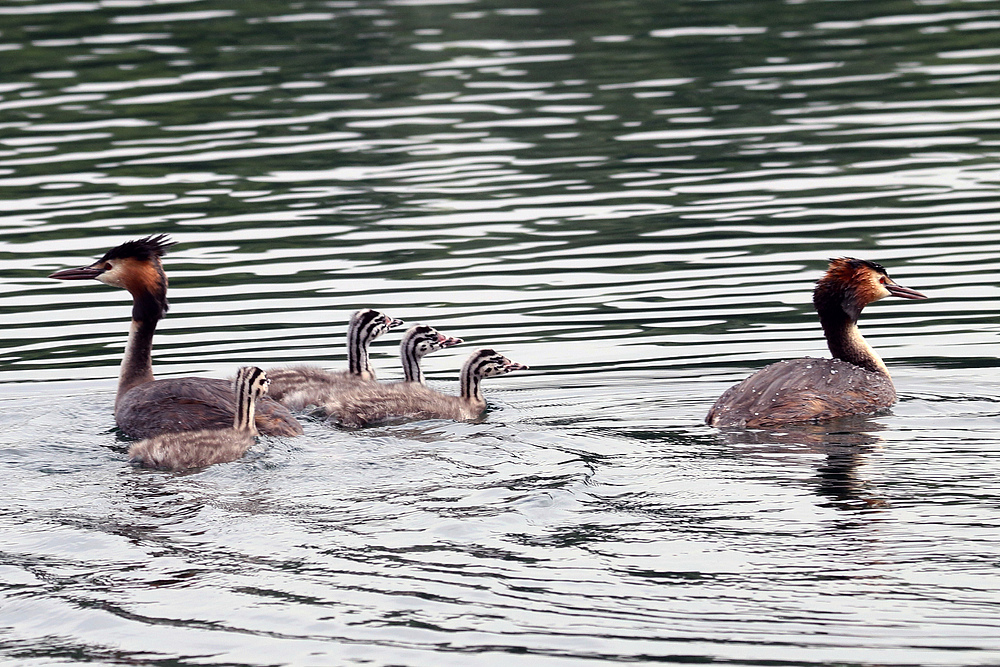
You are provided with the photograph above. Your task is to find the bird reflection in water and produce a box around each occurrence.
[715,419,888,511]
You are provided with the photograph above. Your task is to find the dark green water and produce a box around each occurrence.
[2,1,1000,665]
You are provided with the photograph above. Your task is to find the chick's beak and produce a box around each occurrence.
[439,334,464,348]
[49,262,106,281]
[885,280,928,300]
[503,359,529,372]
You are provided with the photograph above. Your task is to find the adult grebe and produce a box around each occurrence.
[706,258,927,428]
[266,308,404,410]
[128,366,269,470]
[324,348,527,427]
[48,236,303,438]
[399,324,463,384]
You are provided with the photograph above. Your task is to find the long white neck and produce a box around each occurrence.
[346,318,376,378]
[844,322,889,376]
[234,383,259,434]
[116,318,156,411]
[459,363,484,405]
[401,343,424,383]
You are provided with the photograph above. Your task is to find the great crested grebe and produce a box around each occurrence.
[324,348,528,427]
[266,308,404,410]
[706,258,927,428]
[128,366,269,470]
[399,324,463,384]
[49,236,303,438]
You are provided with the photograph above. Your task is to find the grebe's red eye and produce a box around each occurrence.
[879,276,887,284]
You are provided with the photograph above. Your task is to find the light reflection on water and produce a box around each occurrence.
[2,0,1000,664]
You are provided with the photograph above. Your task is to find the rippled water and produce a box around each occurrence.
[3,0,1000,665]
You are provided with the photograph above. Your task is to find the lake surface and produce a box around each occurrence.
[2,0,1000,665]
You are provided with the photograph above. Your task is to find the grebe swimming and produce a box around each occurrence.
[49,236,303,438]
[706,258,927,428]
[266,308,404,410]
[324,348,527,427]
[128,366,270,470]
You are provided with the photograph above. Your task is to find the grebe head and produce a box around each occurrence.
[345,308,405,379]
[402,324,464,358]
[465,349,529,379]
[233,365,270,398]
[814,257,927,321]
[349,308,405,343]
[399,324,463,384]
[232,366,270,433]
[49,234,175,321]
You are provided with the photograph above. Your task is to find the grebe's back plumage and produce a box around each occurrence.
[707,357,897,428]
[324,348,527,427]
[128,366,269,470]
[267,308,404,410]
[49,236,303,439]
[707,258,927,428]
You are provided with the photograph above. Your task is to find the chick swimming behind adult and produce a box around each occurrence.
[128,366,270,470]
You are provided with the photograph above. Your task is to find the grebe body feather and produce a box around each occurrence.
[706,358,895,428]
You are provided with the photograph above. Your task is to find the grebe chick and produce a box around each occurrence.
[128,366,269,470]
[324,348,527,427]
[400,324,463,384]
[706,258,927,428]
[267,308,404,410]
[49,236,303,439]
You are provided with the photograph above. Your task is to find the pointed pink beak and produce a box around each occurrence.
[503,359,528,372]
[438,333,463,348]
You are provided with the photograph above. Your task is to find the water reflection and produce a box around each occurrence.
[716,420,888,511]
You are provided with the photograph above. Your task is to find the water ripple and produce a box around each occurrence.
[2,0,1000,664]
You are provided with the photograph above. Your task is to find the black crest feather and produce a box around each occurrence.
[101,234,175,263]
[834,257,888,276]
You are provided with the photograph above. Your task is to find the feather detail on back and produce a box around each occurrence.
[265,365,364,404]
[117,377,300,438]
[128,367,271,470]
[127,427,256,470]
[324,382,486,428]
[320,349,527,428]
[266,309,404,408]
[706,358,896,428]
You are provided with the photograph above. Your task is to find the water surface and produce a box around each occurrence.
[2,0,1000,665]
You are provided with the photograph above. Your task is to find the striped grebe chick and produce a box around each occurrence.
[128,366,269,470]
[400,324,463,384]
[324,348,527,427]
[267,308,404,410]
[706,258,927,429]
[48,236,303,439]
